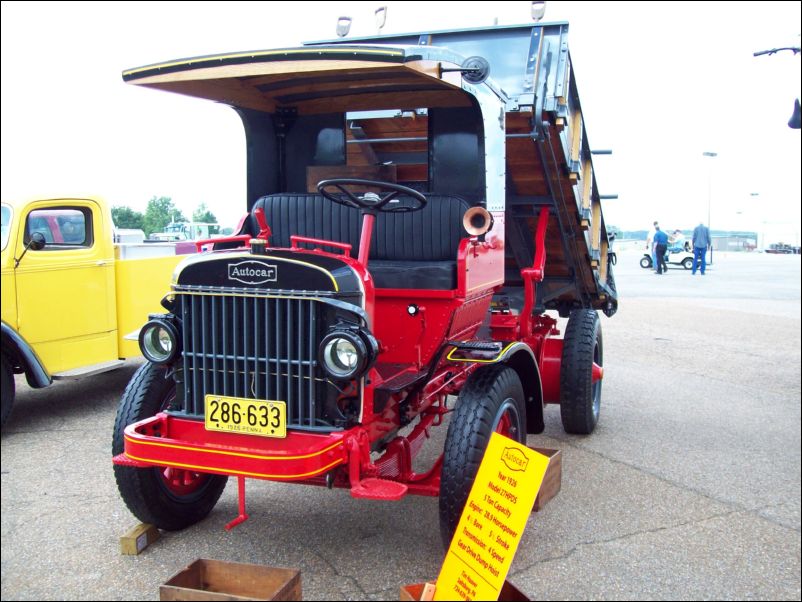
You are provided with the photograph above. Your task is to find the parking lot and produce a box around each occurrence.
[2,249,800,600]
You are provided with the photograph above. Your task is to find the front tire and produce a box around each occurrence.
[560,309,603,435]
[439,365,526,549]
[1,355,14,427]
[112,362,228,530]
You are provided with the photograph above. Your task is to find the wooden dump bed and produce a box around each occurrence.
[311,23,618,316]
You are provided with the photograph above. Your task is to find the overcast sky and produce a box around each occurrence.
[2,1,800,242]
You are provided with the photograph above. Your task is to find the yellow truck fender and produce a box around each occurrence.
[1,320,51,388]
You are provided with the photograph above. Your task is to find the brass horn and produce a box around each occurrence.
[463,206,494,236]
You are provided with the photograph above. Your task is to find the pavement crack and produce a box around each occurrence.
[512,507,744,574]
[548,438,800,533]
[309,546,369,598]
[751,501,802,533]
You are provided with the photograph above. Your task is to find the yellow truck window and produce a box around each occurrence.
[1,204,11,250]
[25,207,92,248]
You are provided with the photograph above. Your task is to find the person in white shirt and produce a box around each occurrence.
[668,229,686,252]
[645,221,659,271]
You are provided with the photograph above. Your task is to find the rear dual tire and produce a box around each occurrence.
[560,309,603,435]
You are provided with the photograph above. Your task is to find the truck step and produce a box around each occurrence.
[448,340,503,352]
[52,359,126,380]
[375,368,427,394]
[350,478,408,501]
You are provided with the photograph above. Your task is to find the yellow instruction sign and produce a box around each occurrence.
[434,433,550,601]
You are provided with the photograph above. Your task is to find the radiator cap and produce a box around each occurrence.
[250,238,267,255]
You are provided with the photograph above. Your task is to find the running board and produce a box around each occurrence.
[53,359,125,380]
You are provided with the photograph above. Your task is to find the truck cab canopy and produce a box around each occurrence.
[123,44,498,209]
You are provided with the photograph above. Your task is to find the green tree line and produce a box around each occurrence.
[111,196,218,237]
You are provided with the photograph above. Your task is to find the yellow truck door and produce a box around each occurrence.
[14,198,117,374]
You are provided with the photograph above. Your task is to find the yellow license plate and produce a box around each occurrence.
[204,395,286,438]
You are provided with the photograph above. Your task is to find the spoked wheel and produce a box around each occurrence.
[439,365,526,549]
[112,362,228,530]
[560,309,603,435]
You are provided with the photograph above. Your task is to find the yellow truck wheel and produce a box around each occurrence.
[1,356,13,427]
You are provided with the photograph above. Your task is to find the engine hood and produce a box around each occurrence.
[173,249,363,299]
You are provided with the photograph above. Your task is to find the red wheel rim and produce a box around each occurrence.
[153,389,208,496]
[159,466,207,496]
[495,410,513,436]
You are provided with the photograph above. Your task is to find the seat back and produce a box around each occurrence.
[248,194,469,261]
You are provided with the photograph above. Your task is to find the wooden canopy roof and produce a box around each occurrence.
[123,45,471,114]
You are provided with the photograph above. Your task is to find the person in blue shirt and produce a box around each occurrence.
[653,226,669,274]
[692,222,712,275]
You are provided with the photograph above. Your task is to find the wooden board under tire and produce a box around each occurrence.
[119,523,160,555]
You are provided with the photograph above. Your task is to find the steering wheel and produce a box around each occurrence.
[317,179,427,213]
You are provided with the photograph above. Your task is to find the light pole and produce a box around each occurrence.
[703,151,717,264]
[750,192,760,250]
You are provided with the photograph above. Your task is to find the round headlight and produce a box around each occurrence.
[320,331,367,380]
[139,319,179,364]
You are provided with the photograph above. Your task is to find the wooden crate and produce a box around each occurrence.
[400,580,529,601]
[160,559,301,601]
[530,447,562,512]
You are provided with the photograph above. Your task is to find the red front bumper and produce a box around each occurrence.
[114,412,349,481]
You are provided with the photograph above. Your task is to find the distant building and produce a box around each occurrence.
[713,235,758,252]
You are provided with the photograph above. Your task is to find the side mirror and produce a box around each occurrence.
[14,231,46,268]
[789,98,801,129]
[29,231,47,250]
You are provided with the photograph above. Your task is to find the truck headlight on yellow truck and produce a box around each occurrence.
[138,317,180,364]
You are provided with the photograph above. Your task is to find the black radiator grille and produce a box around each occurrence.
[177,291,336,430]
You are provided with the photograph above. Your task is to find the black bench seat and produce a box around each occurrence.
[244,193,470,290]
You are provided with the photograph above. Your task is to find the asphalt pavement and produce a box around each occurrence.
[2,249,800,600]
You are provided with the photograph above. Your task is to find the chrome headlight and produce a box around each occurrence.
[139,318,180,364]
[319,329,372,380]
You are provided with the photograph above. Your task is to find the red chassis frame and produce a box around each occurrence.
[113,207,576,528]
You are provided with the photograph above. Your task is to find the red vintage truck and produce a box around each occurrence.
[112,20,617,548]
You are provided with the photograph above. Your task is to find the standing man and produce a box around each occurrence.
[692,222,712,275]
[646,221,659,272]
[653,225,669,274]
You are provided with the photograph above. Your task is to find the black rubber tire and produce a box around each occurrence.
[682,257,694,270]
[112,362,228,530]
[560,309,603,435]
[1,355,14,427]
[439,365,526,549]
[640,256,652,269]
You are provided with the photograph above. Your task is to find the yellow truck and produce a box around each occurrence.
[0,196,184,425]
